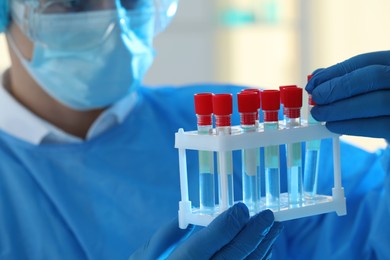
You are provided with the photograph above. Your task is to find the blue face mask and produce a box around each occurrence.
[9,7,155,110]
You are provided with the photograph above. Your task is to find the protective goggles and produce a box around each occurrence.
[10,0,178,50]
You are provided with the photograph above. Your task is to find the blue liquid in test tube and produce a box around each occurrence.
[264,123,280,210]
[287,140,303,206]
[242,147,259,211]
[198,139,215,213]
[304,93,321,199]
[194,93,215,213]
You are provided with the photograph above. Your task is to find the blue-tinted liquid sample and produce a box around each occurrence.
[228,173,233,206]
[199,150,214,213]
[243,174,258,211]
[217,171,234,207]
[304,149,320,199]
[287,142,303,207]
[264,122,280,210]
[265,167,280,210]
[288,166,303,207]
[200,173,215,213]
[304,111,321,200]
[242,147,260,212]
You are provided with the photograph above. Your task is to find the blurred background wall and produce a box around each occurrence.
[144,0,390,89]
[1,0,389,150]
[0,35,10,71]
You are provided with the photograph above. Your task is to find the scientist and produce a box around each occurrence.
[1,0,390,259]
[0,0,282,259]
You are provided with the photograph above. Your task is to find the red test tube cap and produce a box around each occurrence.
[284,87,303,108]
[261,90,280,110]
[213,93,233,115]
[242,88,261,94]
[279,85,297,104]
[242,88,261,109]
[194,93,213,115]
[238,91,259,113]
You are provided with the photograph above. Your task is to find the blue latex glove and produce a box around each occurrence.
[130,203,283,259]
[306,51,390,140]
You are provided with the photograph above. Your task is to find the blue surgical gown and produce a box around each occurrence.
[0,84,389,259]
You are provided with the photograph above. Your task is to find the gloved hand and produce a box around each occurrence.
[305,51,390,140]
[130,202,283,259]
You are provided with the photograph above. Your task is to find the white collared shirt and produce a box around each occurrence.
[0,70,137,144]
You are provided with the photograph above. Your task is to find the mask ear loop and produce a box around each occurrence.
[7,1,42,64]
[6,1,29,64]
[5,30,49,97]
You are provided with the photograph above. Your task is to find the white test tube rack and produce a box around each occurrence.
[175,122,347,229]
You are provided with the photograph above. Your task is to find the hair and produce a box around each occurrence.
[0,0,10,32]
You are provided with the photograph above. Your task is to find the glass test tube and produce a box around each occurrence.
[194,93,215,213]
[238,91,260,212]
[241,89,262,205]
[284,87,304,207]
[213,94,234,210]
[261,90,281,210]
[304,76,321,199]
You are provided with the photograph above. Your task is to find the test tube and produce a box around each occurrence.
[241,89,262,210]
[261,90,281,210]
[237,91,260,212]
[279,85,297,124]
[194,93,215,213]
[213,94,234,210]
[284,87,304,207]
[304,75,321,199]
